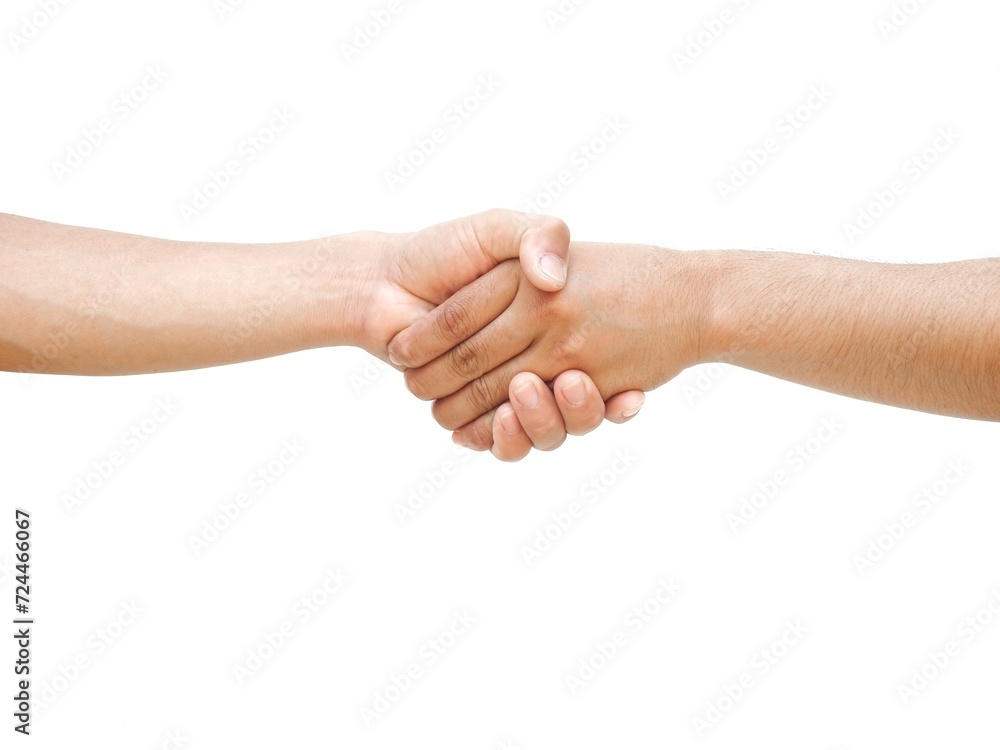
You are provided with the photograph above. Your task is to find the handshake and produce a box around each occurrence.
[352,208,706,460]
[7,206,991,437]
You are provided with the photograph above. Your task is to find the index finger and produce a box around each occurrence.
[387,259,520,369]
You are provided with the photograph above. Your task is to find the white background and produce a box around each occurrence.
[2,0,1000,747]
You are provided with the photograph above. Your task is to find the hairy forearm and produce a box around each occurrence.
[695,250,1000,420]
[0,214,372,375]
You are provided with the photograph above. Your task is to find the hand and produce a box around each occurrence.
[457,370,646,461]
[351,210,645,457]
[389,242,708,431]
[353,208,571,360]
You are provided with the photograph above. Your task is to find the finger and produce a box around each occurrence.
[387,260,519,369]
[406,208,570,300]
[403,306,532,401]
[490,403,534,462]
[453,410,497,452]
[431,350,542,431]
[463,208,570,292]
[509,216,570,293]
[552,370,607,436]
[604,391,645,423]
[455,385,642,453]
[508,373,567,452]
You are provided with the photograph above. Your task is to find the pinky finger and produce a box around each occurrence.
[604,391,645,424]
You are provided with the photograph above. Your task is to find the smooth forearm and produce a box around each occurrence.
[695,250,1000,420]
[0,214,374,375]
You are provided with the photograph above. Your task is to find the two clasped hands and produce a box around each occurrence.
[3,207,998,449]
[330,206,1000,443]
[357,208,692,461]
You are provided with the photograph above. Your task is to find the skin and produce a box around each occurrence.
[0,210,642,452]
[390,243,1000,453]
[0,209,571,373]
[487,370,643,462]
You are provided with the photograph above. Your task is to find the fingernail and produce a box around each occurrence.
[513,381,540,409]
[388,351,403,368]
[537,253,566,288]
[498,406,521,435]
[452,432,472,448]
[560,376,586,407]
[621,397,645,419]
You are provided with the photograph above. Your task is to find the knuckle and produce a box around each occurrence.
[449,339,484,381]
[440,299,473,342]
[467,374,499,416]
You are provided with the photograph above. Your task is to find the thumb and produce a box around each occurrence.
[459,209,571,293]
[511,214,571,292]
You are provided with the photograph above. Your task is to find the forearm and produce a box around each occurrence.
[695,250,1000,420]
[0,213,373,375]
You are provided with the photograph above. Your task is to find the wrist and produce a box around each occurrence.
[684,249,729,366]
[646,246,717,371]
[291,230,384,350]
[692,250,751,366]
